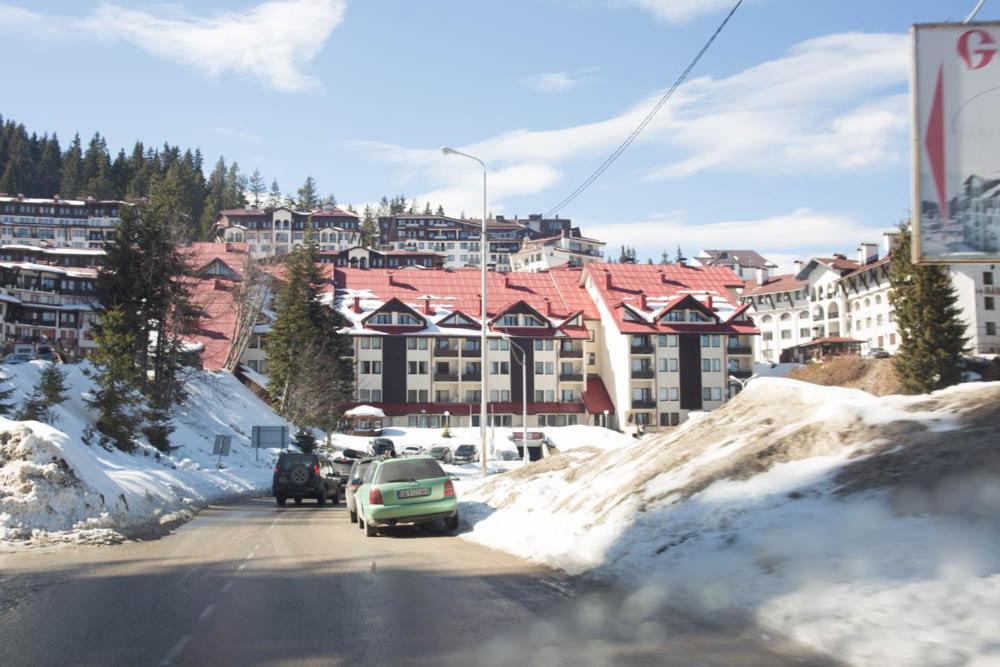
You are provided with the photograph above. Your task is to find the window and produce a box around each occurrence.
[490,361,510,374]
[634,413,651,425]
[489,338,510,350]
[702,388,711,401]
[561,389,577,402]
[658,334,678,348]
[669,387,678,401]
[407,337,429,350]
[701,358,721,372]
[988,322,997,336]
[371,313,392,325]
[371,390,382,401]
[701,335,711,348]
[984,271,994,286]
[659,412,680,426]
[360,336,382,350]
[662,310,685,322]
[533,339,554,351]
[800,328,810,337]
[407,361,427,374]
[500,314,518,326]
[688,310,711,322]
[522,315,544,327]
[406,389,428,402]
[763,332,773,341]
[987,296,995,311]
[361,361,381,374]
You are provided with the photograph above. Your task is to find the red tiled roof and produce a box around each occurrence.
[742,273,805,296]
[583,376,614,414]
[334,267,599,320]
[183,243,249,371]
[583,263,755,335]
[815,256,860,272]
[799,336,864,346]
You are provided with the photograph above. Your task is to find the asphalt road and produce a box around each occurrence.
[0,497,838,666]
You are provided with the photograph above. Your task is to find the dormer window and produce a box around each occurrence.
[622,309,643,322]
[499,314,518,326]
[398,313,421,325]
[662,310,685,322]
[522,315,544,327]
[371,313,392,325]
[687,310,711,323]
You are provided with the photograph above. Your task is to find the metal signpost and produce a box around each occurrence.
[912,21,1000,263]
[251,425,289,462]
[213,435,232,469]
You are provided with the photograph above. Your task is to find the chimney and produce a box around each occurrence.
[833,253,847,260]
[755,267,769,285]
[503,275,511,288]
[793,260,804,275]
[214,279,227,291]
[422,298,433,315]
[857,243,878,266]
[705,295,714,312]
[639,293,647,310]
[352,296,362,313]
[659,271,668,285]
[881,232,900,256]
[387,271,395,286]
[604,270,612,290]
[544,298,553,317]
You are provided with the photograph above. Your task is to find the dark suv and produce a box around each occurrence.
[272,453,341,506]
[369,438,396,457]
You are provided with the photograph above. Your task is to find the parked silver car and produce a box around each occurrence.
[346,457,378,524]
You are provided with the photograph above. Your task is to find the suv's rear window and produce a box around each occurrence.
[376,459,446,483]
[456,445,475,453]
[277,454,316,470]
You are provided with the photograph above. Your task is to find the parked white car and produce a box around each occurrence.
[401,445,424,456]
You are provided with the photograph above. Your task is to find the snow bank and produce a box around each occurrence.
[0,361,293,547]
[459,378,1000,667]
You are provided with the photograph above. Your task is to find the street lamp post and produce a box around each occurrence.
[441,146,488,477]
[509,338,529,465]
[728,374,758,392]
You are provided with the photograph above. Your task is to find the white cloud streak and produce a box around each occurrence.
[604,0,738,23]
[521,68,598,93]
[352,32,910,216]
[583,209,890,267]
[0,0,347,92]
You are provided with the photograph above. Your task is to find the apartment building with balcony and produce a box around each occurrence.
[377,213,580,272]
[582,263,756,431]
[214,203,361,259]
[0,194,121,249]
[0,245,103,354]
[509,232,605,272]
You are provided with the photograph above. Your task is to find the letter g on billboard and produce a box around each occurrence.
[958,29,997,70]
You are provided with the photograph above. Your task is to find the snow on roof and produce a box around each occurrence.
[344,405,386,418]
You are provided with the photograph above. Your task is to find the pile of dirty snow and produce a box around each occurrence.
[0,361,293,547]
[459,378,1000,667]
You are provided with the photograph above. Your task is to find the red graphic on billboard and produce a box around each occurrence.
[958,29,997,70]
[924,65,948,222]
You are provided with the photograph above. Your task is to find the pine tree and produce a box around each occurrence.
[268,179,283,208]
[435,204,445,216]
[423,201,432,214]
[888,225,968,394]
[360,204,378,247]
[39,363,69,408]
[660,251,671,265]
[293,428,317,454]
[675,245,685,264]
[0,374,15,417]
[87,308,144,452]
[248,168,266,207]
[16,384,49,423]
[296,176,319,209]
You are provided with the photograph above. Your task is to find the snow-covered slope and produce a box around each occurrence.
[460,378,1000,667]
[0,361,293,547]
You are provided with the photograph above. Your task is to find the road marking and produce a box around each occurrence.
[246,551,255,560]
[197,604,215,622]
[221,580,234,594]
[236,563,246,573]
[159,635,190,666]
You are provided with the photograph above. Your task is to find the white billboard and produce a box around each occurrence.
[912,22,1000,263]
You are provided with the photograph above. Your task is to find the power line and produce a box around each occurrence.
[543,0,744,219]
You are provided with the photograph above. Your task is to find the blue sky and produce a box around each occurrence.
[0,0,987,269]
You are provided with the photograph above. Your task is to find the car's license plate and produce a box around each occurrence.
[278,475,288,483]
[397,488,430,499]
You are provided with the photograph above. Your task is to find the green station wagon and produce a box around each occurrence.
[356,455,458,537]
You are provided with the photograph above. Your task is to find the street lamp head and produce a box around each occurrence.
[440,146,457,155]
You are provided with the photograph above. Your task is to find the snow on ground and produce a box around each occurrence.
[457,378,1000,667]
[0,361,293,548]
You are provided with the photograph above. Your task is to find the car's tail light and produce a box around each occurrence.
[444,480,455,498]
[273,465,279,473]
[369,487,383,505]
[313,463,320,476]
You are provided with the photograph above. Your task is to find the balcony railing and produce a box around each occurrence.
[630,369,654,379]
[461,373,481,381]
[559,348,583,358]
[559,373,584,382]
[727,345,753,355]
[434,373,459,382]
[434,347,459,357]
[630,344,655,355]
[631,399,656,409]
[729,369,753,379]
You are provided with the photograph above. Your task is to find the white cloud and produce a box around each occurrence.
[352,32,910,215]
[604,0,737,23]
[582,209,889,266]
[521,69,597,93]
[0,0,347,92]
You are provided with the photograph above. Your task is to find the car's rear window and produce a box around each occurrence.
[375,459,445,483]
[277,454,316,470]
[354,461,373,479]
[456,445,475,453]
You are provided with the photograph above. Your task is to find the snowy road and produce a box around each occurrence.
[0,497,837,666]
